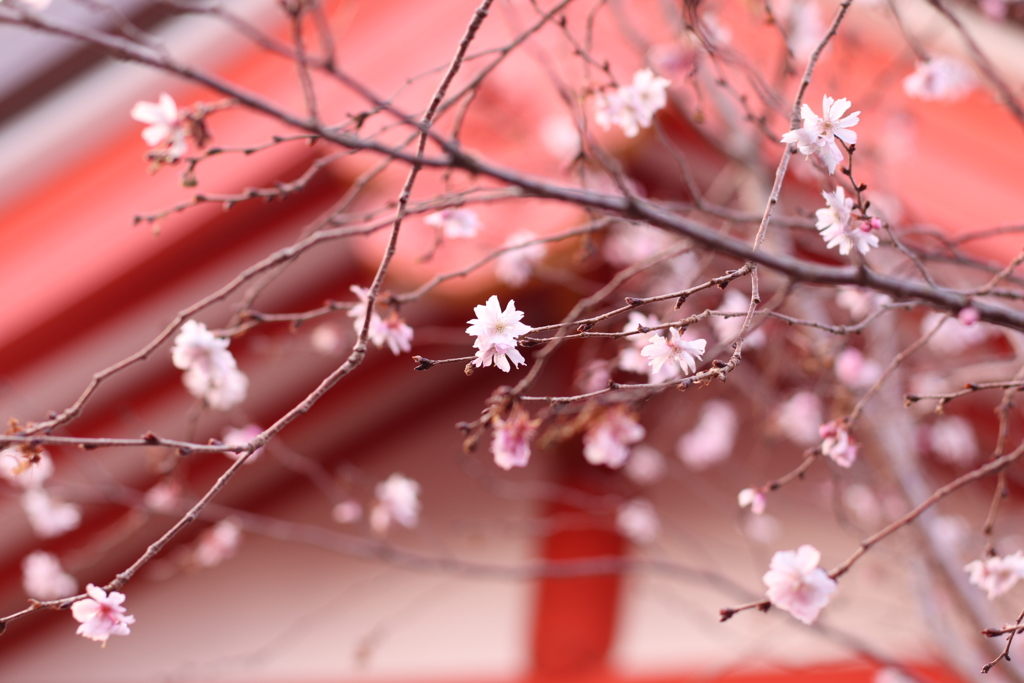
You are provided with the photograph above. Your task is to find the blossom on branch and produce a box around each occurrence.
[965,552,1024,599]
[583,407,645,468]
[781,95,859,174]
[491,405,539,470]
[595,68,671,138]
[130,93,187,161]
[171,320,248,411]
[370,473,421,534]
[371,313,414,355]
[738,488,767,515]
[193,519,243,568]
[466,296,531,372]
[71,584,135,644]
[816,187,878,256]
[222,424,264,464]
[763,544,837,624]
[0,446,54,488]
[819,420,857,468]
[22,551,76,600]
[640,327,706,377]
[425,208,481,239]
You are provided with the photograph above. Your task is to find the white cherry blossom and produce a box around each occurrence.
[738,488,767,515]
[171,320,248,411]
[425,208,481,239]
[21,488,81,538]
[583,407,645,468]
[71,584,136,643]
[370,473,421,534]
[595,69,671,138]
[466,296,531,372]
[640,327,706,377]
[22,551,77,600]
[781,95,859,174]
[903,57,975,101]
[965,552,1024,599]
[816,187,878,256]
[130,93,187,160]
[491,405,539,470]
[222,424,263,464]
[763,544,837,624]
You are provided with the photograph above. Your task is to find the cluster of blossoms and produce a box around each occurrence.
[490,405,540,470]
[466,296,531,372]
[130,93,188,162]
[425,208,481,240]
[594,69,671,138]
[370,473,421,535]
[348,285,414,356]
[965,551,1024,599]
[780,95,859,174]
[763,545,837,624]
[815,187,880,256]
[171,320,249,411]
[1,447,81,538]
[71,584,136,644]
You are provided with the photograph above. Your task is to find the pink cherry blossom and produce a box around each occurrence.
[583,407,645,468]
[922,310,989,354]
[371,312,414,355]
[21,488,81,538]
[595,69,671,138]
[0,447,53,488]
[623,444,667,485]
[311,323,345,355]
[370,473,421,534]
[763,544,837,624]
[143,481,181,514]
[965,552,1024,599]
[616,498,660,544]
[222,423,264,464]
[193,519,242,568]
[332,500,363,524]
[816,187,878,255]
[903,57,975,101]
[781,95,859,174]
[491,405,539,470]
[130,93,187,161]
[834,348,882,389]
[640,327,706,377]
[677,399,737,470]
[495,231,547,288]
[171,320,248,411]
[466,296,531,372]
[617,312,668,380]
[819,420,857,468]
[926,416,978,467]
[425,208,481,239]
[22,551,77,600]
[776,391,824,445]
[711,290,766,349]
[738,488,767,515]
[72,584,136,643]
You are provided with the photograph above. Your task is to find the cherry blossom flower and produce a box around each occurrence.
[819,420,857,468]
[842,484,882,526]
[781,95,859,174]
[22,551,77,600]
[922,310,989,354]
[130,93,187,161]
[816,187,878,255]
[677,399,738,470]
[834,347,882,389]
[71,584,136,644]
[583,407,645,468]
[640,327,706,377]
[776,391,824,445]
[738,488,767,515]
[744,513,783,544]
[623,444,667,485]
[466,296,531,372]
[311,323,345,355]
[710,290,766,349]
[332,500,363,524]
[371,313,414,355]
[763,544,837,624]
[616,498,660,544]
[491,405,539,470]
[222,424,264,464]
[603,223,674,267]
[594,69,671,138]
[370,473,421,534]
[926,416,978,467]
[193,519,242,568]
[903,57,975,101]
[143,481,181,514]
[617,312,668,380]
[495,231,547,288]
[171,320,248,411]
[787,0,824,62]
[836,286,887,320]
[965,552,1024,599]
[21,488,81,538]
[0,446,53,488]
[425,208,481,239]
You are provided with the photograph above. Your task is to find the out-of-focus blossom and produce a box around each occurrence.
[744,513,783,544]
[836,286,888,320]
[926,416,979,466]
[171,320,248,411]
[641,327,706,377]
[22,488,81,538]
[143,481,181,514]
[781,95,859,174]
[677,399,738,470]
[130,93,187,161]
[583,407,645,469]
[466,296,531,372]
[22,551,76,600]
[332,500,363,524]
[71,584,135,643]
[370,473,421,534]
[616,498,660,544]
[491,405,539,470]
[425,208,481,239]
[965,552,1024,599]
[775,391,824,446]
[763,544,837,624]
[787,1,824,62]
[495,232,547,288]
[842,484,881,526]
[193,519,242,568]
[370,313,414,356]
[819,421,857,468]
[921,310,989,354]
[816,188,879,255]
[618,312,675,382]
[222,424,263,464]
[311,323,345,355]
[603,223,675,267]
[711,290,766,349]
[594,69,671,138]
[539,116,580,162]
[577,359,612,394]
[904,57,975,101]
[0,447,53,488]
[624,444,667,485]
[834,348,882,389]
[738,488,767,515]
